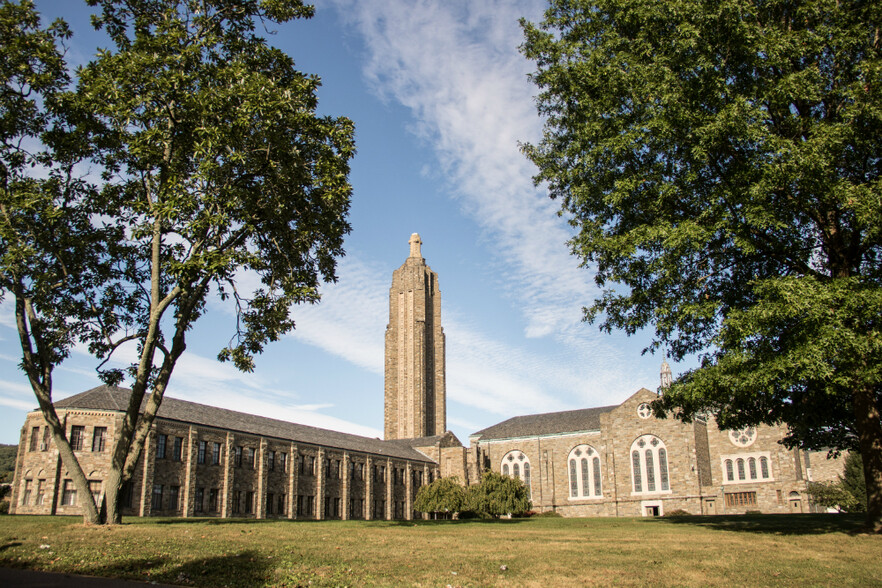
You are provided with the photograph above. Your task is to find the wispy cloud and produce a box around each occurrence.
[332,0,598,343]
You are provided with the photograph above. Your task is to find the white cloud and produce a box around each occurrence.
[332,0,598,343]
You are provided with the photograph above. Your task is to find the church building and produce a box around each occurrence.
[9,234,842,519]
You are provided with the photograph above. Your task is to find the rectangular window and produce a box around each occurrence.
[121,481,134,509]
[195,487,204,512]
[325,458,331,477]
[89,480,102,506]
[725,491,757,507]
[152,484,163,511]
[267,493,274,515]
[172,437,183,461]
[36,479,45,505]
[245,491,254,514]
[279,452,287,472]
[70,426,85,451]
[211,442,221,465]
[278,493,285,516]
[197,441,207,464]
[234,446,243,467]
[335,460,342,478]
[42,426,50,451]
[379,465,386,483]
[92,427,107,452]
[307,495,314,516]
[29,427,40,452]
[209,488,219,513]
[357,463,364,480]
[169,486,180,512]
[232,491,241,514]
[297,495,304,516]
[246,447,255,469]
[61,479,77,506]
[21,479,32,505]
[268,451,275,472]
[156,434,167,459]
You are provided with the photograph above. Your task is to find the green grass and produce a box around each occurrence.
[0,514,879,587]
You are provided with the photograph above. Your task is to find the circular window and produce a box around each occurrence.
[728,427,757,447]
[637,403,652,419]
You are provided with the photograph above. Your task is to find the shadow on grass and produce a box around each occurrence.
[0,542,22,552]
[67,551,273,587]
[659,513,868,535]
[140,516,533,527]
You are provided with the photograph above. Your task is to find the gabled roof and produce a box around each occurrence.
[390,430,464,449]
[471,405,618,441]
[53,385,434,463]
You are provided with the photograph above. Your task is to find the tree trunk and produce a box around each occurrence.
[104,466,124,524]
[853,384,882,533]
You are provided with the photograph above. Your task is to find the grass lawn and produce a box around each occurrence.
[0,514,879,587]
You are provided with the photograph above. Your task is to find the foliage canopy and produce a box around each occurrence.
[414,476,467,516]
[521,0,882,530]
[467,471,531,518]
[0,0,354,524]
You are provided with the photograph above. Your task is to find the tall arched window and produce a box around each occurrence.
[500,450,532,498]
[567,445,602,499]
[725,459,734,482]
[737,458,746,480]
[630,435,671,494]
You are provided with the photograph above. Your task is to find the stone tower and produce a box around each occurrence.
[384,233,446,439]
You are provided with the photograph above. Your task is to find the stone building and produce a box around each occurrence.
[10,234,844,519]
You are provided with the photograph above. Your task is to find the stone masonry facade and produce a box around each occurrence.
[10,234,847,519]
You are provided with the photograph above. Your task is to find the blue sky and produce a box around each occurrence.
[0,0,688,446]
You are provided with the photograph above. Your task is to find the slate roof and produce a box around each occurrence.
[53,385,434,463]
[471,405,619,441]
[390,431,464,449]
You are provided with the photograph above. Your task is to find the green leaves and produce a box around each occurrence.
[523,0,882,529]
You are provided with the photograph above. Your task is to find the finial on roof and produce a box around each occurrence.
[409,233,423,258]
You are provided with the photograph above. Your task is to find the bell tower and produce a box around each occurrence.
[384,233,446,439]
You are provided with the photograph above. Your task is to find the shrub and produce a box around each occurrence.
[466,471,531,518]
[532,510,562,518]
[664,509,691,517]
[414,476,467,517]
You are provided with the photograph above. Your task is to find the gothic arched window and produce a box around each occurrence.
[567,445,602,499]
[500,450,531,498]
[630,435,671,494]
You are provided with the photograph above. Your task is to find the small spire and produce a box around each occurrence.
[408,233,423,258]
[660,354,673,393]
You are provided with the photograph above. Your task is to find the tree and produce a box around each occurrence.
[809,452,868,512]
[0,0,354,524]
[467,471,531,518]
[521,0,882,531]
[414,476,467,518]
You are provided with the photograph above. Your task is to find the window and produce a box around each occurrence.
[728,427,757,447]
[630,435,670,494]
[156,434,167,459]
[211,442,221,465]
[567,445,602,498]
[195,487,204,513]
[335,459,342,478]
[500,450,532,497]
[234,446,243,467]
[21,479,32,505]
[268,451,275,471]
[232,491,241,514]
[277,494,286,516]
[245,491,254,514]
[89,480,102,506]
[36,479,46,506]
[247,447,256,469]
[169,486,180,512]
[357,463,364,480]
[267,493,274,515]
[721,452,773,484]
[121,481,134,509]
[61,479,77,506]
[92,427,107,452]
[70,426,85,451]
[42,426,50,451]
[172,437,183,461]
[197,441,207,464]
[152,485,163,511]
[209,488,219,512]
[725,491,757,507]
[378,464,386,483]
[279,452,287,472]
[29,427,40,452]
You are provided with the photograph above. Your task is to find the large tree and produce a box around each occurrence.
[0,0,354,524]
[521,0,882,531]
